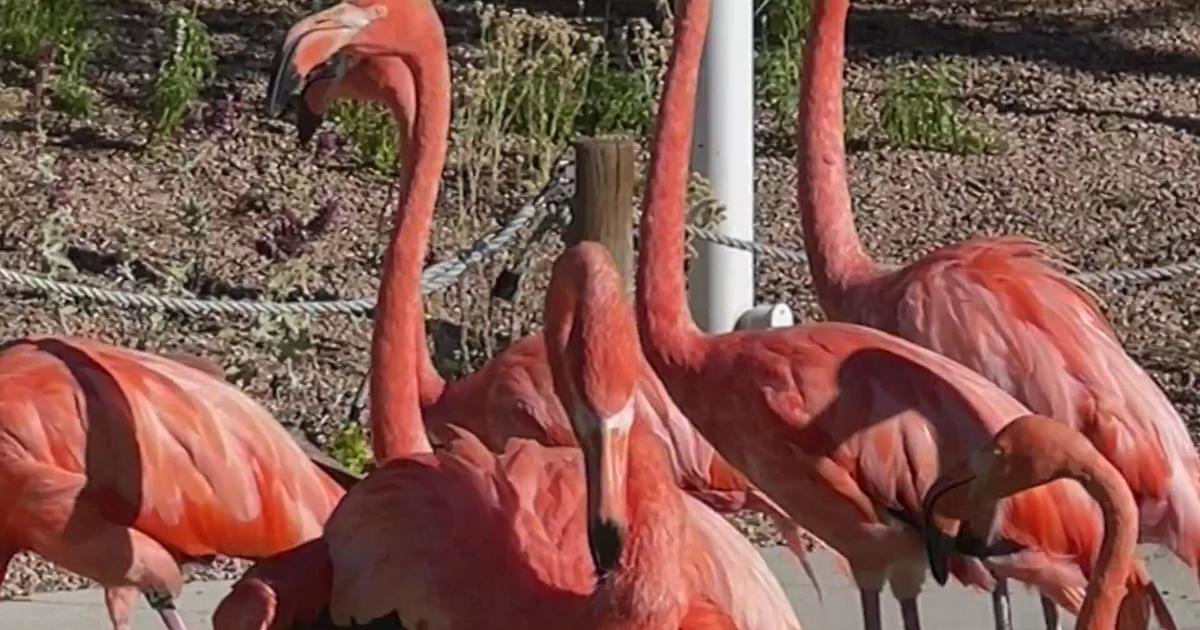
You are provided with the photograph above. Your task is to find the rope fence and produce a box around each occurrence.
[1,156,1196,317]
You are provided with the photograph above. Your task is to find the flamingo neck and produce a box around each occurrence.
[798,0,877,316]
[635,0,708,374]
[374,89,446,403]
[1074,462,1139,630]
[596,419,688,626]
[369,45,450,462]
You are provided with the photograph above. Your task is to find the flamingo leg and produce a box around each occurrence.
[860,590,882,630]
[105,586,138,630]
[899,597,921,630]
[991,579,1012,630]
[1040,596,1061,630]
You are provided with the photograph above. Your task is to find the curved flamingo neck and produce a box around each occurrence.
[379,71,448,405]
[1073,461,1138,629]
[370,39,450,462]
[635,0,709,374]
[597,418,688,625]
[798,0,877,316]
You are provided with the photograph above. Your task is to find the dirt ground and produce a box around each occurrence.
[0,0,1197,597]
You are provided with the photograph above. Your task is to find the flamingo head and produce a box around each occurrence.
[267,0,431,136]
[544,242,640,579]
[296,56,416,146]
[965,414,1096,503]
[922,415,1093,583]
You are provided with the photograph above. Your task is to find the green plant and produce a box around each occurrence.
[251,314,315,363]
[330,421,372,475]
[332,101,400,174]
[0,0,91,64]
[179,196,209,289]
[454,6,600,200]
[50,34,95,117]
[754,0,811,131]
[577,19,667,138]
[878,63,998,154]
[146,9,215,141]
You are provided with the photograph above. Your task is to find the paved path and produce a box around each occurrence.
[2,545,1197,629]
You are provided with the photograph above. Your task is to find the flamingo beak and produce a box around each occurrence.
[576,400,634,579]
[921,474,974,585]
[266,2,386,117]
[296,54,355,145]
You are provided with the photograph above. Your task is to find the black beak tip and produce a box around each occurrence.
[296,98,323,145]
[589,519,626,579]
[925,532,953,586]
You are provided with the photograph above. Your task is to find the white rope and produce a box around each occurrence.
[2,154,1193,316]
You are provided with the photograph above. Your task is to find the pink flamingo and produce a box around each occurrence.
[0,337,347,630]
[218,242,799,630]
[284,5,818,572]
[634,0,1173,629]
[796,0,1200,597]
[924,415,1152,630]
[213,2,803,627]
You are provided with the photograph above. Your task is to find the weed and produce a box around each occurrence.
[38,207,75,274]
[332,101,399,174]
[255,201,341,262]
[178,197,210,290]
[755,0,811,131]
[0,0,91,64]
[147,9,215,141]
[330,421,372,475]
[251,314,314,362]
[577,19,667,138]
[50,35,96,117]
[878,63,998,154]
[454,6,600,199]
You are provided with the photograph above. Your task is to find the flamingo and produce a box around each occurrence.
[218,242,801,630]
[279,3,820,573]
[923,415,1153,630]
[634,0,1174,629]
[213,2,802,627]
[795,0,1200,600]
[0,337,347,630]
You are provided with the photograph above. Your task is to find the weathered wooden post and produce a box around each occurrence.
[567,136,637,291]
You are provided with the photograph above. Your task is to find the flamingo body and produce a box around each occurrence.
[795,0,1200,580]
[844,237,1200,570]
[0,336,345,628]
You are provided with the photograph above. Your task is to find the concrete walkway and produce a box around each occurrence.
[2,545,1197,629]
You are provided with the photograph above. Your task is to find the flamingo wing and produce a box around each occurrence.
[680,494,803,630]
[321,435,591,627]
[0,337,343,559]
[879,237,1200,561]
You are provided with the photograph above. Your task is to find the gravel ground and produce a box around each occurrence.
[0,0,1197,598]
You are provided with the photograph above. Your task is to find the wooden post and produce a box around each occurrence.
[568,136,637,291]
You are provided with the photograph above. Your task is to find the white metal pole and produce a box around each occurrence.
[688,0,756,334]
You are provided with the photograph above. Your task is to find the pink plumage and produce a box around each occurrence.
[795,0,1200,585]
[0,336,345,629]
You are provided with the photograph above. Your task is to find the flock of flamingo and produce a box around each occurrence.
[0,0,1194,629]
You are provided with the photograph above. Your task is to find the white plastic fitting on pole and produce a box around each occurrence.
[734,303,795,331]
[687,0,756,334]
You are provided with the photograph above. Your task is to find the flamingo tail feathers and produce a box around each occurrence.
[747,490,824,600]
